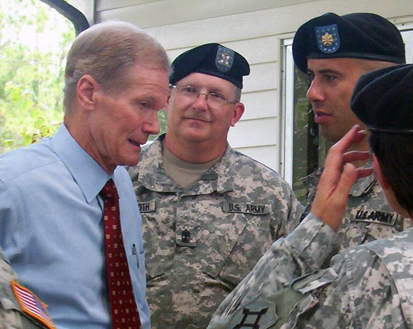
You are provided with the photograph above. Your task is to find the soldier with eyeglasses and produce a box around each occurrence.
[128,43,303,329]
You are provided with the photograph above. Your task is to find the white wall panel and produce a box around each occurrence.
[243,62,279,93]
[233,145,279,172]
[166,36,279,65]
[228,118,279,149]
[98,0,413,49]
[97,0,317,26]
[241,90,279,121]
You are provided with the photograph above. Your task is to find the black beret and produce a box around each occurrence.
[170,43,250,89]
[292,12,406,73]
[350,64,413,134]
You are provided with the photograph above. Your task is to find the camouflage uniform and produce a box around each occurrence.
[129,135,303,329]
[208,214,413,329]
[0,250,52,329]
[302,165,410,256]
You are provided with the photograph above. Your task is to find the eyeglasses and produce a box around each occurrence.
[171,85,237,107]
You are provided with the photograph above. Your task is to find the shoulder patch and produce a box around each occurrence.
[11,280,55,329]
[226,296,278,329]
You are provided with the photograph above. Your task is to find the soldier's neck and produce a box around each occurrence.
[342,136,370,168]
[164,134,227,164]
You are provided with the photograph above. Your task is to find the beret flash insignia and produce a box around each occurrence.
[315,24,340,53]
[215,45,234,72]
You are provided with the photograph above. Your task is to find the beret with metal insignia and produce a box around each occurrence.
[350,64,413,134]
[292,12,406,73]
[170,43,250,89]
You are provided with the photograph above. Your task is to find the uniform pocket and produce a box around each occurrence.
[203,201,272,283]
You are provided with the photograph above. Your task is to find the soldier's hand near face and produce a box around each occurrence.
[311,125,373,231]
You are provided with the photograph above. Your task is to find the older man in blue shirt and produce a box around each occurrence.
[0,21,171,329]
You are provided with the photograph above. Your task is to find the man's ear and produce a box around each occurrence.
[164,94,172,114]
[76,75,99,111]
[373,154,390,190]
[231,102,245,127]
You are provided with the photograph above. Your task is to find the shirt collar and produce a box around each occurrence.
[51,124,112,203]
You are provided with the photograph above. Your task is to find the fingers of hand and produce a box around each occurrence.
[328,125,366,156]
[323,127,368,177]
[336,163,358,197]
[334,125,367,153]
[357,167,374,179]
[312,163,357,231]
[342,151,370,164]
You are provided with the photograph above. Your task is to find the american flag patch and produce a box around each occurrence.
[11,280,56,329]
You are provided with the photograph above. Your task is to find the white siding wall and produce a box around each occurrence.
[95,0,413,172]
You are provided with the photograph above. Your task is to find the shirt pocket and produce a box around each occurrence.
[202,201,273,284]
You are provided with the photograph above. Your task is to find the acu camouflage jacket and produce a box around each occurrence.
[128,135,303,329]
[208,214,413,329]
[302,166,410,255]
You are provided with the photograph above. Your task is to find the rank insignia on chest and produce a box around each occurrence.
[315,24,340,53]
[182,228,191,243]
[176,226,197,247]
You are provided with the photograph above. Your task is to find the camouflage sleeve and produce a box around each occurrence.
[283,191,304,236]
[292,245,407,328]
[209,221,409,329]
[270,181,304,241]
[209,214,336,323]
[0,253,22,329]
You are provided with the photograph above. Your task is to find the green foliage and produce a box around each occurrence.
[291,68,313,203]
[149,109,168,141]
[0,0,75,153]
[292,67,332,204]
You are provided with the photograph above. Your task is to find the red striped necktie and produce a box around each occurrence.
[100,179,142,329]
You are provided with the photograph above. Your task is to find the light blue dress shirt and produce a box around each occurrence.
[0,124,150,329]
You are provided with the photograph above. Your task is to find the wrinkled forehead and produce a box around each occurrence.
[175,72,237,90]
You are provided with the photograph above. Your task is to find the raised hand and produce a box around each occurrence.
[311,125,373,231]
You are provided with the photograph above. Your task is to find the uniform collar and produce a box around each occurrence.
[137,134,236,194]
[302,160,376,197]
[349,160,375,197]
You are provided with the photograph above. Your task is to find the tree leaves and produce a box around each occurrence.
[1,0,75,153]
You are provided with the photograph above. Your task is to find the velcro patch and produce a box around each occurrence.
[138,201,156,213]
[225,296,278,329]
[351,208,397,226]
[222,202,269,215]
[11,280,55,329]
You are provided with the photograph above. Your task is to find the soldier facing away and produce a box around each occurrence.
[208,63,413,329]
[128,43,303,328]
[294,12,410,255]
